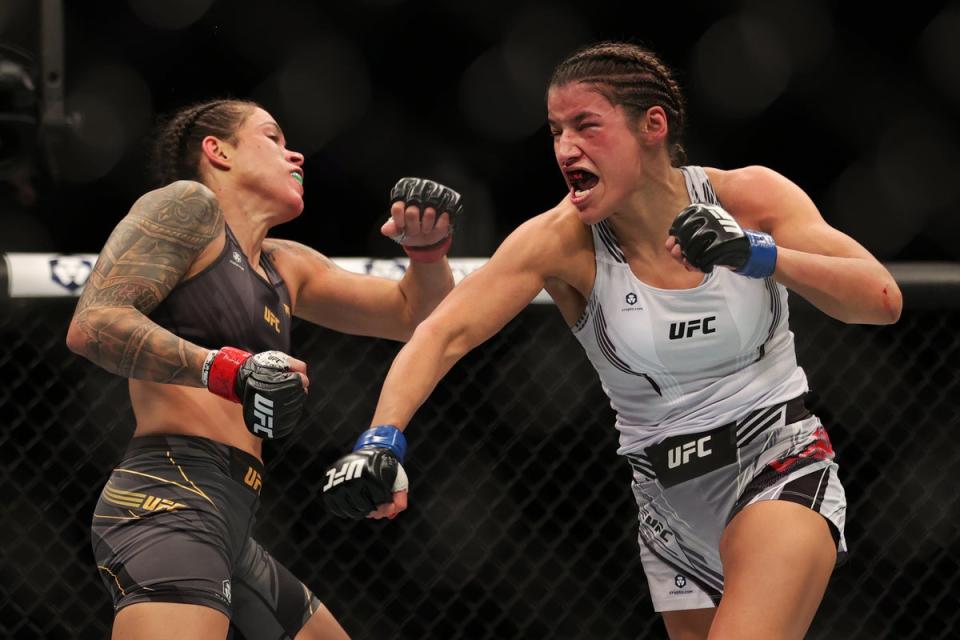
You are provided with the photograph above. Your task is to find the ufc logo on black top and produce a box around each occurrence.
[669,316,717,340]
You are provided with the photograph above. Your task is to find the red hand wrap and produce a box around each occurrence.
[403,236,452,263]
[207,347,252,403]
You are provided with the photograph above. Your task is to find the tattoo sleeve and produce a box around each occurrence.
[69,181,224,385]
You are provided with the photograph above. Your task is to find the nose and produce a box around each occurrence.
[554,133,581,166]
[287,149,304,166]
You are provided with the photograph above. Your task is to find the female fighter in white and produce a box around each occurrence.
[322,42,901,639]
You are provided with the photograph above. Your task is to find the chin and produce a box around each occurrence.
[574,201,609,226]
[275,201,304,225]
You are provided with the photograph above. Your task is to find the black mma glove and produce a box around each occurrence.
[390,177,463,263]
[669,203,777,278]
[323,425,409,519]
[203,347,306,439]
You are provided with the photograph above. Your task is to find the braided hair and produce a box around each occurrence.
[150,98,259,186]
[550,42,687,166]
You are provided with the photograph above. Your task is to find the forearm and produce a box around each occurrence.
[371,323,465,430]
[68,306,209,385]
[774,247,902,324]
[397,260,455,331]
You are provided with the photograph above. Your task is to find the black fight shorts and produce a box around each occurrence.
[91,435,321,639]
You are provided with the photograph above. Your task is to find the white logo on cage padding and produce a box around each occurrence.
[667,436,712,469]
[49,256,93,291]
[323,459,365,491]
[252,393,275,438]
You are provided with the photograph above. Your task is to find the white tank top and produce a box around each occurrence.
[571,165,808,455]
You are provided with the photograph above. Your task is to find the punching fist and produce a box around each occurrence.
[203,347,307,439]
[384,177,464,263]
[323,425,409,519]
[668,203,777,278]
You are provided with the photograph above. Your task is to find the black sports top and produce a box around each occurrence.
[149,225,292,354]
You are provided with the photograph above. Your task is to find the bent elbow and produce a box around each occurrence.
[879,281,903,325]
[65,319,88,356]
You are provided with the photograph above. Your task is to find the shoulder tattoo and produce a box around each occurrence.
[79,181,223,315]
[71,181,223,382]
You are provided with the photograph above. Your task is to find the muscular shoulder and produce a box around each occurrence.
[704,166,817,229]
[131,180,223,230]
[77,181,225,314]
[503,197,594,295]
[261,238,335,299]
[512,198,592,260]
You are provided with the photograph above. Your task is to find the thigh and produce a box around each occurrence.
[711,500,836,640]
[231,538,347,640]
[662,608,715,640]
[112,602,229,640]
[92,470,236,616]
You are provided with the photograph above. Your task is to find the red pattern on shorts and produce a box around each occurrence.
[769,425,835,474]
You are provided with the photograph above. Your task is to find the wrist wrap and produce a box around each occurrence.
[403,236,452,263]
[736,230,778,278]
[206,346,252,403]
[354,425,408,463]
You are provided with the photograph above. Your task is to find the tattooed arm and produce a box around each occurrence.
[66,180,224,385]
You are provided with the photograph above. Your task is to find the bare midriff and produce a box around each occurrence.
[128,379,263,460]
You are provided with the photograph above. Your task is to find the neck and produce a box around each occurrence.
[206,179,273,265]
[607,164,689,258]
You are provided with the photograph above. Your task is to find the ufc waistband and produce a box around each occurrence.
[124,434,265,496]
[626,396,810,487]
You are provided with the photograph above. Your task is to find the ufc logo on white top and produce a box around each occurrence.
[667,436,712,469]
[252,393,275,438]
[323,459,365,491]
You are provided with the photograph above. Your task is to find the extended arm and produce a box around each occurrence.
[269,177,462,341]
[370,227,549,429]
[322,211,570,519]
[265,239,454,342]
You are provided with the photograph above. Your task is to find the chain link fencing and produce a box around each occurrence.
[1,281,958,639]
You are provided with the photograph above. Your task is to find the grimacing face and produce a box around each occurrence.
[547,82,647,224]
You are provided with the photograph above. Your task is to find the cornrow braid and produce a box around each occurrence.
[550,42,687,166]
[150,98,260,186]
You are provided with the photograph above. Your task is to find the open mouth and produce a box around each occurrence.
[567,169,599,199]
[291,171,304,186]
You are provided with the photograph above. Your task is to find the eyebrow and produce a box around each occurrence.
[261,121,286,140]
[547,111,600,128]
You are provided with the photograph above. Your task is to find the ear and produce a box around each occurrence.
[200,135,232,171]
[639,106,669,146]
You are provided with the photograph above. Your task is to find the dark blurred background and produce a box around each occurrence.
[1,0,958,260]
